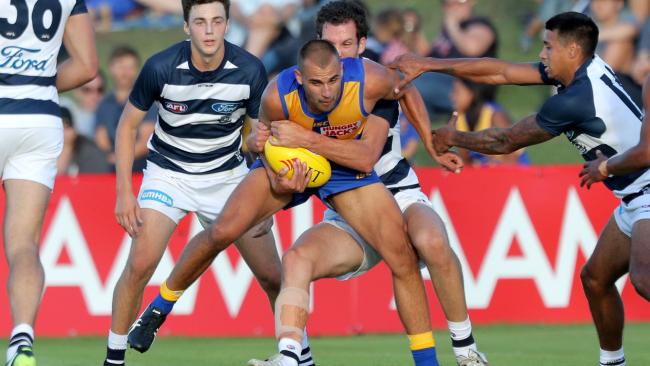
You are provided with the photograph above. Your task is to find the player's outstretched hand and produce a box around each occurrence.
[263,157,312,194]
[388,53,430,94]
[435,151,464,174]
[432,111,459,155]
[247,122,271,153]
[579,150,608,189]
[115,191,143,238]
[269,120,310,148]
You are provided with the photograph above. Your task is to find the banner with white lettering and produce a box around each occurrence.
[0,166,646,337]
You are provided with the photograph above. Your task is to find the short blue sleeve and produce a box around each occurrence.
[246,63,268,119]
[71,0,88,15]
[536,84,595,136]
[129,58,165,112]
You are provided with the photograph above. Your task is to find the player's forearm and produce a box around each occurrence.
[399,86,432,146]
[114,125,139,193]
[606,145,650,176]
[56,58,97,92]
[304,133,379,173]
[423,57,509,85]
[450,128,518,155]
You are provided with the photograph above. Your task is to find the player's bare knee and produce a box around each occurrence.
[282,248,315,282]
[412,229,452,268]
[383,244,420,278]
[5,244,40,268]
[124,255,158,283]
[580,264,606,295]
[206,222,238,252]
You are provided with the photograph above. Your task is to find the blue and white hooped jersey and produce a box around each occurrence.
[129,40,268,175]
[0,0,87,128]
[370,99,420,191]
[536,55,647,198]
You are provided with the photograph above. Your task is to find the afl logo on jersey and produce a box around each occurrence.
[212,102,241,114]
[165,102,188,114]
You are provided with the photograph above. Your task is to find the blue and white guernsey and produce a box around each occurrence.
[130,40,267,175]
[536,55,647,198]
[0,0,87,128]
[371,99,421,192]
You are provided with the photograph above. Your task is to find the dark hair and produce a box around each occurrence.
[316,0,370,42]
[298,40,340,71]
[182,0,230,22]
[545,12,598,57]
[109,45,140,64]
[457,78,494,131]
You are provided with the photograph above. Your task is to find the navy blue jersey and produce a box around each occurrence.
[129,40,268,175]
[535,56,646,197]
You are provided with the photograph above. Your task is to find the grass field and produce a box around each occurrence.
[33,323,650,365]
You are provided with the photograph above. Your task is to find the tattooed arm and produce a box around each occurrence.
[433,114,555,155]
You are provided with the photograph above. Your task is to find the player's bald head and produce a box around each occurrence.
[297,40,340,72]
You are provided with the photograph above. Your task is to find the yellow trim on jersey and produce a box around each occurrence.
[456,105,495,132]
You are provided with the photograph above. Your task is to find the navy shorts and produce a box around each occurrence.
[250,159,380,209]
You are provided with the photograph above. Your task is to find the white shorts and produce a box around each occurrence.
[322,187,431,280]
[613,192,650,237]
[0,127,63,190]
[138,162,249,226]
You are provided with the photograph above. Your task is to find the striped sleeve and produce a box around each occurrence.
[130,58,165,112]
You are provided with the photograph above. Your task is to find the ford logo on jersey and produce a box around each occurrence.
[212,102,241,114]
[164,101,188,114]
[0,46,51,72]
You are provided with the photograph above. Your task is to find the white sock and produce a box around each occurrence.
[278,338,301,366]
[299,329,314,365]
[7,324,34,362]
[448,317,477,358]
[600,347,625,366]
[108,330,128,350]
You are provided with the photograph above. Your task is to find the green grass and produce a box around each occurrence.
[93,1,582,165]
[31,323,650,365]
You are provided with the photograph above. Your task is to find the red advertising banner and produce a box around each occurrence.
[0,165,646,337]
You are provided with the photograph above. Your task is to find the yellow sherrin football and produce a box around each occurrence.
[264,139,331,188]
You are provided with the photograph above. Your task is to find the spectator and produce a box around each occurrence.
[520,0,590,52]
[591,0,641,105]
[451,78,529,166]
[228,0,300,57]
[345,0,383,62]
[58,107,112,176]
[59,72,105,139]
[87,0,146,32]
[374,8,409,64]
[413,0,498,117]
[402,8,431,56]
[628,0,650,22]
[261,0,330,75]
[95,46,156,172]
[632,17,650,85]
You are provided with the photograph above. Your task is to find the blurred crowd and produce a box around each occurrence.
[60,0,650,176]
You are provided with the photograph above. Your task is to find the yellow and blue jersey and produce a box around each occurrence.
[253,57,380,208]
[276,57,369,140]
